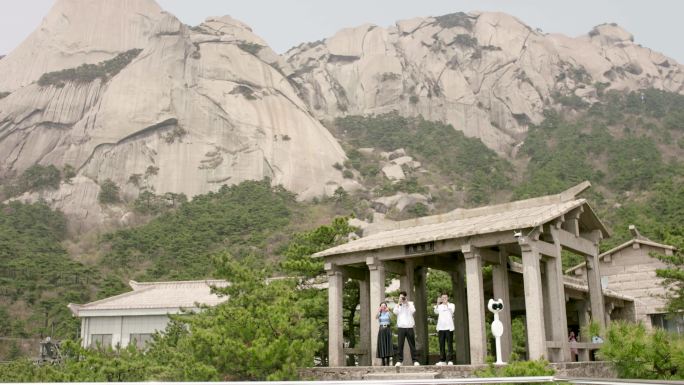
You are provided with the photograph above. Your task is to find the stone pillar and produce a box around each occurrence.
[492,249,512,362]
[463,245,486,364]
[520,242,547,360]
[367,257,385,366]
[544,256,569,362]
[414,265,428,364]
[585,253,606,329]
[577,301,590,361]
[326,263,345,367]
[452,260,470,364]
[359,273,371,366]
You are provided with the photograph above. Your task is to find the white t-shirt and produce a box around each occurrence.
[393,301,416,328]
[433,303,455,331]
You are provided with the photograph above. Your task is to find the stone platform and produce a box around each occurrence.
[299,362,616,381]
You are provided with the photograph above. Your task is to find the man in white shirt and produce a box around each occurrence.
[393,290,419,366]
[433,293,455,365]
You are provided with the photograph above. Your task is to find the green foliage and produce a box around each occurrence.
[434,12,472,30]
[183,253,322,380]
[475,358,554,380]
[334,114,512,203]
[655,232,684,313]
[607,136,663,191]
[133,191,187,215]
[237,42,263,55]
[598,321,684,380]
[453,34,478,48]
[0,201,92,338]
[98,179,121,204]
[3,164,62,197]
[38,49,142,87]
[101,179,293,279]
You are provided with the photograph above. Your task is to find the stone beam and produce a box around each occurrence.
[558,229,596,256]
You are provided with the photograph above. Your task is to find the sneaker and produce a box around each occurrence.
[435,361,445,366]
[395,362,402,367]
[447,361,454,366]
[414,361,420,366]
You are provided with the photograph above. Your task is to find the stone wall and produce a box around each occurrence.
[299,361,617,380]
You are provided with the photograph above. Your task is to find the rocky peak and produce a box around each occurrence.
[0,0,164,92]
[285,11,684,155]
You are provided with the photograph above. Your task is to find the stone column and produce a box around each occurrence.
[545,226,570,361]
[414,265,428,364]
[359,273,371,366]
[544,256,569,362]
[585,253,606,329]
[492,249,512,362]
[367,257,385,366]
[463,245,486,364]
[520,242,547,360]
[326,263,345,367]
[452,260,470,364]
[577,301,590,361]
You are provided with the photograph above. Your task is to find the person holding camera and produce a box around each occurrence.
[375,302,394,366]
[433,292,455,365]
[393,290,419,366]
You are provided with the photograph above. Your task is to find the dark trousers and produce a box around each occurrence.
[438,330,454,362]
[397,327,417,362]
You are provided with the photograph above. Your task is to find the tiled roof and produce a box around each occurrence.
[565,238,676,275]
[315,199,588,258]
[68,279,228,315]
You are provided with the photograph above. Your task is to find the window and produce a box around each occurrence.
[90,334,112,349]
[129,333,153,349]
[650,313,684,334]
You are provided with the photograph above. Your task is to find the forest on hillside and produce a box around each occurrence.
[1,89,683,379]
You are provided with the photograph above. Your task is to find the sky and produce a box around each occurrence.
[1,1,683,63]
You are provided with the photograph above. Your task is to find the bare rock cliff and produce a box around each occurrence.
[285,12,684,155]
[0,0,351,229]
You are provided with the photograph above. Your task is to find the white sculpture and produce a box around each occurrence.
[488,298,506,365]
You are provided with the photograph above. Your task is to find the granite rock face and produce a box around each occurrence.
[285,13,684,155]
[0,0,352,228]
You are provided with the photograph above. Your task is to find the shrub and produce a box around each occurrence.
[409,95,419,104]
[598,321,684,380]
[342,169,354,179]
[237,42,263,55]
[452,34,478,48]
[98,179,121,204]
[0,91,10,99]
[3,164,62,197]
[475,359,555,379]
[434,12,472,30]
[38,49,142,87]
[231,85,257,100]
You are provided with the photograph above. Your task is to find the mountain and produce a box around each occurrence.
[0,0,354,230]
[285,12,684,155]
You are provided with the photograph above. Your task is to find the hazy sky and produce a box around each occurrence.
[1,1,683,63]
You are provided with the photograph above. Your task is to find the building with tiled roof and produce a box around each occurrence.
[68,279,228,348]
[566,225,682,333]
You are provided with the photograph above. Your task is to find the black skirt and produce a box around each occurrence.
[377,325,394,358]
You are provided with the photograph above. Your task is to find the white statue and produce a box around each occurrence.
[488,298,506,365]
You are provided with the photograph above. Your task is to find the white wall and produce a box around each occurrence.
[82,315,170,348]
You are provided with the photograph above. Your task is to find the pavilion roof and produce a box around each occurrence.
[315,182,609,258]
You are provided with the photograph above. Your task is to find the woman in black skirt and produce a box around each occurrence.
[376,302,394,366]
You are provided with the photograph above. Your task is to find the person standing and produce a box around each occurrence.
[433,292,455,365]
[376,302,394,366]
[393,290,419,366]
